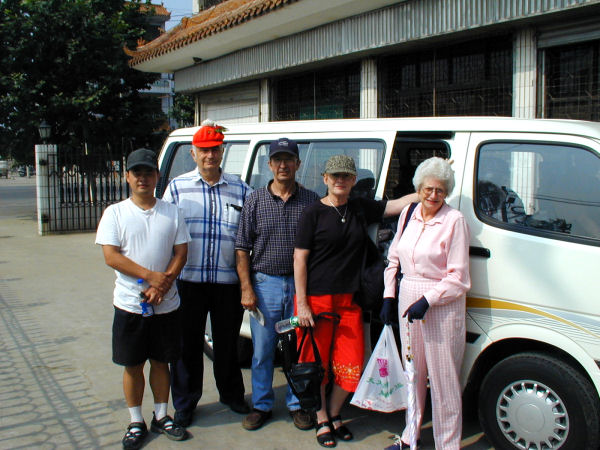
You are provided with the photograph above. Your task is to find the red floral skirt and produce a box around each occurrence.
[295,293,364,392]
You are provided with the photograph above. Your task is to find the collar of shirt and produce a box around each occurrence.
[415,202,450,225]
[192,168,228,187]
[267,180,298,200]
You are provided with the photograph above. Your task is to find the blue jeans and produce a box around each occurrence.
[250,272,300,412]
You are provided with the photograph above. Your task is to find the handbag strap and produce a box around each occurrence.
[401,202,418,235]
[296,312,341,370]
[297,326,322,366]
[393,201,418,285]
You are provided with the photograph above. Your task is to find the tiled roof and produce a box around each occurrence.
[126,0,298,66]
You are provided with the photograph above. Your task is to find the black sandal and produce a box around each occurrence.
[330,415,353,441]
[316,421,337,448]
[122,422,148,450]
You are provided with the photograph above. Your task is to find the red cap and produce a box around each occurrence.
[192,120,226,148]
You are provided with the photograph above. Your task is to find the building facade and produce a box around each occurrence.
[129,0,600,125]
[135,2,177,128]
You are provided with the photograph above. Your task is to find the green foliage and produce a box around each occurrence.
[171,93,195,128]
[0,0,167,163]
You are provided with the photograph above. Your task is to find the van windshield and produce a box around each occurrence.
[249,140,385,198]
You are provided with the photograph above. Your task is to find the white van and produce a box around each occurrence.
[157,117,600,449]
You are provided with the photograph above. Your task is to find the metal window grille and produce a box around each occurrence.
[538,41,600,121]
[271,63,360,121]
[379,37,513,118]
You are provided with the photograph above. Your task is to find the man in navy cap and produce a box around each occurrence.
[235,138,319,431]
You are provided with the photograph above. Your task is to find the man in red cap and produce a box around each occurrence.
[163,120,252,426]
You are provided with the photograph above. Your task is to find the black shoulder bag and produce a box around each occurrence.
[355,202,417,311]
[277,312,340,412]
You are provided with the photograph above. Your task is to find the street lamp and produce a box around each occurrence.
[38,120,51,143]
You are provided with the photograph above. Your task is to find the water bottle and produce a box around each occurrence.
[275,316,300,334]
[138,278,154,317]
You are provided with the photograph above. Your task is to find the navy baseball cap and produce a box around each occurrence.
[126,148,158,171]
[269,138,299,158]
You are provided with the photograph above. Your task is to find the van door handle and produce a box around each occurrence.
[470,246,490,258]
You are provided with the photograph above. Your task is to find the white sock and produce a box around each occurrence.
[129,406,144,424]
[154,402,168,421]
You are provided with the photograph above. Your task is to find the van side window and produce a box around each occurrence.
[166,143,195,184]
[249,143,309,190]
[161,141,249,189]
[384,139,450,199]
[476,142,600,241]
[379,139,450,254]
[249,140,384,198]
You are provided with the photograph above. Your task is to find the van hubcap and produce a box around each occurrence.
[496,380,568,449]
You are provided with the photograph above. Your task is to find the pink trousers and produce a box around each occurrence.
[398,276,465,450]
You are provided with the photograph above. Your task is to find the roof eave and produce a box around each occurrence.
[131,0,404,73]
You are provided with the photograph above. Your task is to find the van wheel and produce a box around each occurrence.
[203,334,253,368]
[478,352,600,449]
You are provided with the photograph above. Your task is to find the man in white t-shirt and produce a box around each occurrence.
[96,148,191,450]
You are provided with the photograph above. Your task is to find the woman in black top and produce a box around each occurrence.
[294,155,416,448]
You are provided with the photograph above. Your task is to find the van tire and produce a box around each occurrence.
[478,352,600,450]
[203,335,253,368]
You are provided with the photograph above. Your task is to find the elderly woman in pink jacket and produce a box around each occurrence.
[381,157,471,450]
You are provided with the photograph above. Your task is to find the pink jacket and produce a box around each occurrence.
[383,202,471,305]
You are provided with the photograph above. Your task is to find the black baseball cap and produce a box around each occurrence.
[127,148,157,171]
[269,138,299,158]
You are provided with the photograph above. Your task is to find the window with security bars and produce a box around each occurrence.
[271,64,360,121]
[379,37,512,117]
[538,41,600,121]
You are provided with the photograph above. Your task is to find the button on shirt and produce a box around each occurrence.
[235,182,320,275]
[163,168,251,284]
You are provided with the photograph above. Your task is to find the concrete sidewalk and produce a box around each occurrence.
[0,191,491,449]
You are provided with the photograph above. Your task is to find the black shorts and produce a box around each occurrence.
[112,306,181,367]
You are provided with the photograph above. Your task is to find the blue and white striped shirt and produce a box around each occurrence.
[163,169,252,284]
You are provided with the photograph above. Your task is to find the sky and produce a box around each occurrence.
[160,0,194,30]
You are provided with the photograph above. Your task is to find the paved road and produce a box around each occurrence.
[0,177,36,219]
[0,178,493,449]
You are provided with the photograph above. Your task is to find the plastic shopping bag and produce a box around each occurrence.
[350,325,407,412]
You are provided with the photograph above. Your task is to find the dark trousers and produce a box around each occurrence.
[170,280,245,412]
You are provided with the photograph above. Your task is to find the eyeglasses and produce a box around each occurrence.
[421,186,446,196]
[270,156,297,165]
[328,173,354,180]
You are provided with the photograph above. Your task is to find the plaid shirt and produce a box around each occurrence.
[235,182,320,275]
[163,168,251,284]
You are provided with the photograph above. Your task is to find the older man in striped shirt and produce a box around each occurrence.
[163,120,252,427]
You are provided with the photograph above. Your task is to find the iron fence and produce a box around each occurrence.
[45,146,129,232]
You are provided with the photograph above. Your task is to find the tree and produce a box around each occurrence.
[0,0,166,164]
[170,93,195,128]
